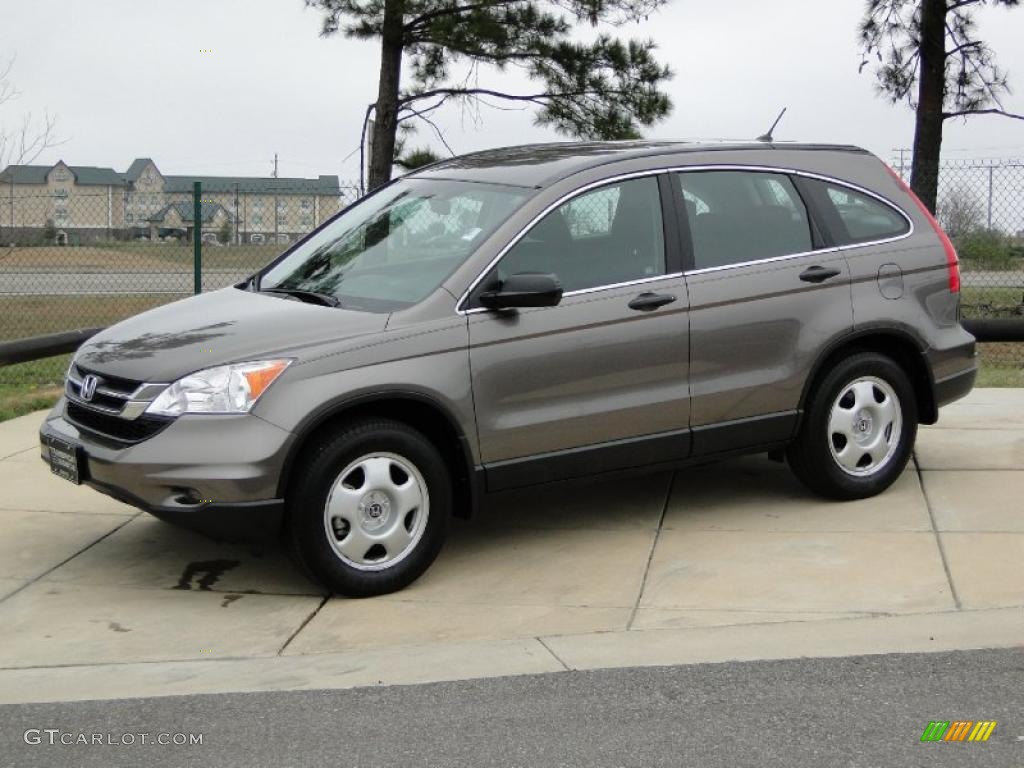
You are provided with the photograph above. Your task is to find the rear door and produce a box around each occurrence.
[465,173,691,490]
[674,168,854,455]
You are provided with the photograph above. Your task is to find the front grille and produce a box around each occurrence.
[66,401,172,444]
[73,365,141,396]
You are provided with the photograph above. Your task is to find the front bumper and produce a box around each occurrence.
[39,398,294,544]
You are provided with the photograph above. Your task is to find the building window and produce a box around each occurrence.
[301,216,312,228]
[54,188,69,199]
[126,213,134,224]
[300,199,312,211]
[276,200,287,212]
[53,168,70,181]
[253,215,263,227]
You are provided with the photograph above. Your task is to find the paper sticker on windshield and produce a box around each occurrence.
[461,227,482,241]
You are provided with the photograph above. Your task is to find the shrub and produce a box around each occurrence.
[954,228,1017,271]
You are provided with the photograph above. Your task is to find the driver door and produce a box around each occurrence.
[466,174,691,491]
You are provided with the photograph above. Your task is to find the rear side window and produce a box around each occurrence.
[803,179,910,244]
[675,171,813,270]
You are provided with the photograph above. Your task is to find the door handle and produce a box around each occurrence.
[799,266,842,283]
[628,292,677,312]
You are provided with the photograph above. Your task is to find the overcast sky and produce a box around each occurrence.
[3,0,1024,182]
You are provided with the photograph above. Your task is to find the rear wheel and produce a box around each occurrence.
[788,353,917,500]
[286,419,451,597]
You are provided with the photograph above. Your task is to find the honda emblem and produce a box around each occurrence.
[80,374,99,402]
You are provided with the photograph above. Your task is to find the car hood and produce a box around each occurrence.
[74,288,389,382]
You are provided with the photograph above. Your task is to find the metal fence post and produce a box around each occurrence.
[193,181,202,294]
[987,165,994,231]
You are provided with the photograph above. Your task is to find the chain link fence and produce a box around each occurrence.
[2,159,1021,371]
[0,180,360,342]
[893,156,1024,371]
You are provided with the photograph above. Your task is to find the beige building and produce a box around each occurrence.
[0,158,345,245]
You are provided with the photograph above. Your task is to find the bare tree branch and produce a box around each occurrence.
[943,107,1024,120]
[0,53,63,168]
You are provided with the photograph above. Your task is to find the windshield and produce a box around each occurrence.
[259,178,530,312]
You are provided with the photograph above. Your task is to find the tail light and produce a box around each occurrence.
[884,163,960,293]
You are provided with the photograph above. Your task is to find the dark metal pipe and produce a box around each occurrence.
[0,328,103,366]
[962,318,1024,343]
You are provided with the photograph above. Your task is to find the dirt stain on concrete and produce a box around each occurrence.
[174,559,241,591]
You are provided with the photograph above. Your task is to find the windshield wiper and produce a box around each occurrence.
[260,287,342,308]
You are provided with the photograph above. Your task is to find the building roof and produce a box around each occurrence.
[0,163,124,186]
[414,140,869,187]
[161,174,341,195]
[0,160,340,194]
[125,158,156,183]
[149,201,230,225]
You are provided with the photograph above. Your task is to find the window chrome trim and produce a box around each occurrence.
[455,163,915,313]
[456,168,668,315]
[673,164,915,276]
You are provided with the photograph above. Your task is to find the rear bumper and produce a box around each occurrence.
[926,323,977,416]
[934,366,978,410]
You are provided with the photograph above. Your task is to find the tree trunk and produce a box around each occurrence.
[910,0,948,213]
[367,0,405,191]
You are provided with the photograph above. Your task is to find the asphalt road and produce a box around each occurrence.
[0,269,1020,296]
[1,648,1022,768]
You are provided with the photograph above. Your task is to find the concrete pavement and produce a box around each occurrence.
[0,389,1020,704]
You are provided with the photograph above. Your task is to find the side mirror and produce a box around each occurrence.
[478,272,563,310]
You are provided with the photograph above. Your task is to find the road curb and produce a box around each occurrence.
[0,605,1020,705]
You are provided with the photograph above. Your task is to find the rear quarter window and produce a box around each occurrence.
[803,179,910,245]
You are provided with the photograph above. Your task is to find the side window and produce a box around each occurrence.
[676,171,813,270]
[496,176,665,293]
[804,179,910,244]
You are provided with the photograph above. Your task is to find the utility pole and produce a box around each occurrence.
[892,148,911,179]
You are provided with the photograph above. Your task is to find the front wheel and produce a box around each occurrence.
[286,419,451,597]
[787,352,917,500]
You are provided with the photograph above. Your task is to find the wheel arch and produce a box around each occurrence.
[277,391,480,521]
[798,328,938,429]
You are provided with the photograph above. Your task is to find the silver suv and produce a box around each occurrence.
[40,141,977,596]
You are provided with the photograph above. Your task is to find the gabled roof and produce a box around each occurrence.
[0,163,124,186]
[162,174,341,195]
[148,201,230,224]
[125,158,157,183]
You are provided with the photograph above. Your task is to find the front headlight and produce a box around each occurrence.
[146,359,292,416]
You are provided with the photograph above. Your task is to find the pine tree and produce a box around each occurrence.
[859,0,1023,212]
[306,0,674,190]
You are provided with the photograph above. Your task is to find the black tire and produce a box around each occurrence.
[787,352,918,500]
[285,418,451,597]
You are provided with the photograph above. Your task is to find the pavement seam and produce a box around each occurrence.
[0,447,37,461]
[276,596,330,656]
[535,637,571,671]
[0,514,139,606]
[914,458,962,611]
[626,472,674,630]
